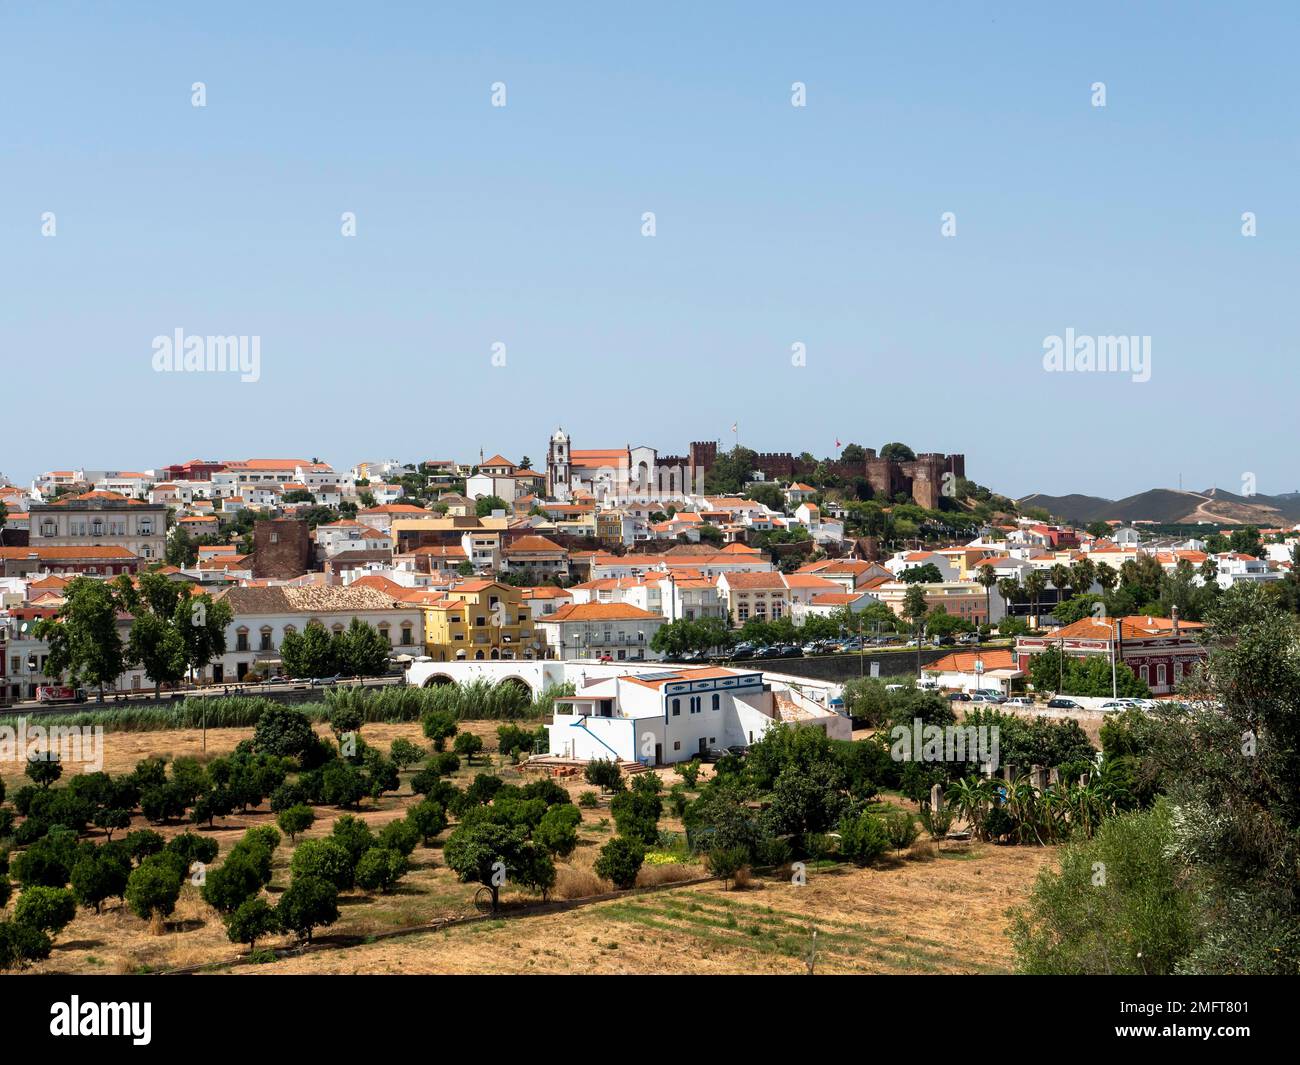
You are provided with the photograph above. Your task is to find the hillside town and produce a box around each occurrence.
[3,432,1296,710]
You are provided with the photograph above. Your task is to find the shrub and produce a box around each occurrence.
[594,837,645,890]
[837,812,889,867]
[705,846,749,888]
[355,847,409,894]
[1010,802,1197,975]
[291,839,355,892]
[675,760,701,787]
[277,804,316,842]
[0,920,52,970]
[433,751,461,775]
[881,809,920,853]
[578,791,598,808]
[276,876,340,943]
[918,801,956,841]
[14,886,77,934]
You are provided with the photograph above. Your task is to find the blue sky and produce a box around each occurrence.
[2,2,1296,499]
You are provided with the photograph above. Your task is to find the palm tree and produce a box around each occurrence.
[1024,570,1048,628]
[976,564,997,631]
[1095,563,1119,594]
[1070,558,1096,596]
[1049,563,1072,616]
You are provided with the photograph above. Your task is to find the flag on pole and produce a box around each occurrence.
[835,438,841,449]
[730,423,738,433]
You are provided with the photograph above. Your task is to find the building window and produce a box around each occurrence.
[259,628,273,651]
[672,698,680,716]
[236,630,249,652]
[401,626,413,646]
[712,693,720,711]
[673,741,681,751]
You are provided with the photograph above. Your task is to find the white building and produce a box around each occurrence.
[536,602,667,662]
[211,585,421,683]
[546,665,850,764]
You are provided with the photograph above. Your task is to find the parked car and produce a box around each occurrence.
[700,747,729,763]
[730,647,755,661]
[947,691,972,702]
[1098,701,1129,712]
[967,693,998,703]
[754,645,784,660]
[726,744,748,757]
[777,643,803,657]
[1046,697,1082,709]
[1004,696,1035,707]
[973,689,1007,703]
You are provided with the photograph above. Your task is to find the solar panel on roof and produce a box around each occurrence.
[634,671,682,681]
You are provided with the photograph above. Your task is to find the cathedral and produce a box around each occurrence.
[546,429,673,502]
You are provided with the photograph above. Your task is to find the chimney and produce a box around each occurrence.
[1171,604,1180,635]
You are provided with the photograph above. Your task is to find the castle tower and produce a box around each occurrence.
[547,427,571,499]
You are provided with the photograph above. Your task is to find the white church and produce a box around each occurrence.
[545,428,691,504]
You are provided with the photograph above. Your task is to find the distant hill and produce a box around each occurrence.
[1018,487,1300,526]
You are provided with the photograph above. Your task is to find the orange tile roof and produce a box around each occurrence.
[543,602,664,623]
[0,545,139,559]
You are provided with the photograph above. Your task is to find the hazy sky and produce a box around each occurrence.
[2,2,1296,499]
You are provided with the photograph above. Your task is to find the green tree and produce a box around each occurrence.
[275,876,339,943]
[125,858,184,925]
[594,836,645,889]
[276,804,315,842]
[224,896,281,951]
[33,577,126,700]
[443,821,553,910]
[290,838,355,892]
[453,731,484,764]
[355,847,409,894]
[14,885,77,934]
[1011,802,1195,974]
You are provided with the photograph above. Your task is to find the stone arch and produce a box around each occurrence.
[422,673,455,688]
[497,675,534,699]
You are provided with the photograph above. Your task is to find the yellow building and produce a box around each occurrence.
[421,580,544,661]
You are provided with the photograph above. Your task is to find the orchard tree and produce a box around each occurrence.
[125,859,183,928]
[276,876,339,943]
[224,896,281,951]
[453,731,484,765]
[594,836,645,889]
[355,847,409,894]
[443,821,553,911]
[276,804,315,842]
[389,738,425,771]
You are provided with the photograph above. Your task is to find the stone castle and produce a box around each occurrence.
[673,441,965,510]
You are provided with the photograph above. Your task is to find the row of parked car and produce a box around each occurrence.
[945,691,1157,712]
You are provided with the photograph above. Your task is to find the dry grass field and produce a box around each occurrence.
[2,720,1052,976]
